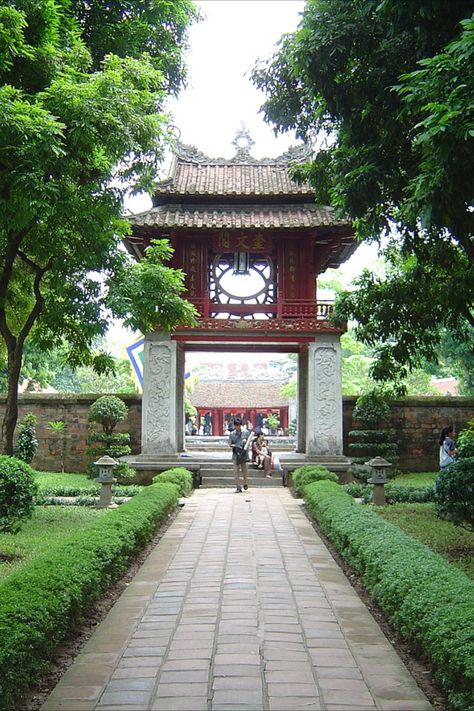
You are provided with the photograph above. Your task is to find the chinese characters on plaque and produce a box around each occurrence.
[213,233,272,253]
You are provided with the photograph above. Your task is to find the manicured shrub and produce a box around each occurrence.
[0,456,38,533]
[153,467,193,496]
[88,395,128,434]
[352,389,390,426]
[292,464,338,496]
[303,480,474,711]
[349,388,398,466]
[435,457,474,532]
[0,481,180,709]
[13,413,38,464]
[86,395,135,481]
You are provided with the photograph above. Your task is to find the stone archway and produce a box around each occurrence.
[140,330,344,464]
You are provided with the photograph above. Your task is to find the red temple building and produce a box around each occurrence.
[125,128,356,467]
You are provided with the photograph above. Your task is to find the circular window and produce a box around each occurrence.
[210,254,275,305]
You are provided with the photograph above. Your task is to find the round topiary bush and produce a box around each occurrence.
[435,457,474,531]
[0,455,38,533]
[88,395,128,435]
[292,465,338,496]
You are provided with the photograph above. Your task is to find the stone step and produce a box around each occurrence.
[201,475,282,488]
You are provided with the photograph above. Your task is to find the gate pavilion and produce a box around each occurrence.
[124,128,356,473]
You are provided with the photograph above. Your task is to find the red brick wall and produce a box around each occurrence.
[2,393,472,472]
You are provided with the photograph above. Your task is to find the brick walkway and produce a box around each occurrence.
[42,489,432,711]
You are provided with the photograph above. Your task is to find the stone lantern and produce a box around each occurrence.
[366,456,392,506]
[94,455,118,508]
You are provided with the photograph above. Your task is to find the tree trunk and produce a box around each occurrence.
[2,345,23,455]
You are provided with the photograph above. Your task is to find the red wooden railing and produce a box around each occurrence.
[188,297,334,321]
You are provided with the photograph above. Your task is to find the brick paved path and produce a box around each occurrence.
[42,489,432,711]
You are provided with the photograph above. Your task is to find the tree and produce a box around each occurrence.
[252,1,474,385]
[425,326,474,395]
[0,0,199,453]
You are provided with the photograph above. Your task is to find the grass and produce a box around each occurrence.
[392,471,437,486]
[376,502,474,580]
[33,471,99,490]
[0,506,106,582]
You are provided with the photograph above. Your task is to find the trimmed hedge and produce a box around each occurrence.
[343,482,436,504]
[303,480,474,711]
[35,483,142,498]
[0,481,180,710]
[292,464,338,496]
[153,467,193,496]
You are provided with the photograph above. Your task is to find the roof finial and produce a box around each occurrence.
[231,124,255,161]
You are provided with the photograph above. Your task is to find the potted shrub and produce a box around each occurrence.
[266,414,280,435]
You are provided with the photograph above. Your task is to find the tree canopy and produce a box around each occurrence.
[253,0,474,385]
[0,0,199,452]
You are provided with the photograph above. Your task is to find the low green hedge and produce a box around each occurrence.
[343,482,436,504]
[35,483,142,499]
[153,467,193,496]
[292,464,338,496]
[303,480,474,711]
[0,481,180,710]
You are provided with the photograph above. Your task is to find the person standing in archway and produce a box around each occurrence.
[228,416,250,492]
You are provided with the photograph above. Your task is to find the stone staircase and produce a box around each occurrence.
[123,437,350,489]
[198,460,282,488]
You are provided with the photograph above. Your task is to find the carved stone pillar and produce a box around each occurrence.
[297,346,308,453]
[306,336,343,456]
[141,333,179,455]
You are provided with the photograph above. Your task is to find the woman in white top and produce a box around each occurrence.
[439,426,458,469]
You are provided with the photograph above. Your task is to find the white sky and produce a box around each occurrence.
[112,0,378,360]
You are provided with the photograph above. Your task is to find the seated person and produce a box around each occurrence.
[252,433,273,477]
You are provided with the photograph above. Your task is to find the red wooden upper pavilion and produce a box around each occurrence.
[125,128,355,349]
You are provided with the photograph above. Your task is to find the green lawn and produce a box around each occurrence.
[0,506,106,582]
[376,503,474,580]
[392,471,437,486]
[33,471,99,490]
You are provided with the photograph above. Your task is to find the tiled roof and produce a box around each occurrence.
[154,162,313,197]
[190,380,290,408]
[128,203,346,230]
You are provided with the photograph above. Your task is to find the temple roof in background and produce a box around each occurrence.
[190,380,290,409]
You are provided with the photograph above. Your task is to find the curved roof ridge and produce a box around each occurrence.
[175,141,312,166]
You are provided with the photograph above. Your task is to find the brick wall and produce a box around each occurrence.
[343,396,474,472]
[2,394,142,473]
[2,393,473,473]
